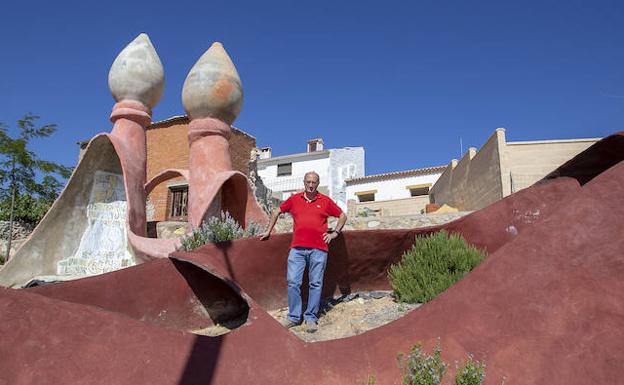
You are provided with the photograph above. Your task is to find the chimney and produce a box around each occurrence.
[307,138,324,152]
[259,147,272,159]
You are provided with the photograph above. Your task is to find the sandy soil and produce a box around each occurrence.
[268,291,421,342]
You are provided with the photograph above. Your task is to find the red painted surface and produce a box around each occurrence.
[0,134,622,384]
[187,116,268,228]
[108,100,151,238]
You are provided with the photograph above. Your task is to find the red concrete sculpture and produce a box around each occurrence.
[0,134,622,384]
[183,43,268,227]
[0,35,267,287]
[0,33,622,384]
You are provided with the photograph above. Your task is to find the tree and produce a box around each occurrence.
[0,114,72,261]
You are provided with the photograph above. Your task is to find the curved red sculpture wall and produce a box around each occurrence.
[0,134,622,384]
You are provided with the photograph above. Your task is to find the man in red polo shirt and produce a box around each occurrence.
[260,171,347,332]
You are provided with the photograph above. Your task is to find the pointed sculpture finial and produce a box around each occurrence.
[108,33,165,109]
[182,42,243,124]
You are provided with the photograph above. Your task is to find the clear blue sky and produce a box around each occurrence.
[1,0,622,175]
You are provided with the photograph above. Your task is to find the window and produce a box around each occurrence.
[169,186,188,220]
[339,164,357,181]
[277,163,292,176]
[355,189,377,203]
[406,183,431,197]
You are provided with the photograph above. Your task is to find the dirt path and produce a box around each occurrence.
[193,291,421,340]
[268,291,421,342]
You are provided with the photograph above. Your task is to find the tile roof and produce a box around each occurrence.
[147,115,255,139]
[345,165,446,185]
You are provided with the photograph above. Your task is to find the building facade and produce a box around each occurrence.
[345,166,445,217]
[430,128,601,211]
[256,139,365,209]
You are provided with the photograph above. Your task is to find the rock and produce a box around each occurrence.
[157,221,190,239]
[370,291,388,299]
[345,293,359,301]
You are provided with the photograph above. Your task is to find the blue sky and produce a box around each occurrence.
[0,0,622,175]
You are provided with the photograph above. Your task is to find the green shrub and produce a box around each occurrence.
[455,355,486,385]
[388,230,486,303]
[179,211,266,251]
[398,342,447,385]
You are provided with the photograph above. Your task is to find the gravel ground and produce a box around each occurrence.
[268,291,421,342]
[192,291,421,341]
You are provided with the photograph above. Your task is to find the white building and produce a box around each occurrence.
[345,166,445,217]
[257,139,365,209]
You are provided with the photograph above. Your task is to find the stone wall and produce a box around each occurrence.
[430,129,601,210]
[248,148,280,214]
[274,211,470,233]
[347,195,431,217]
[506,138,598,192]
[430,129,505,211]
[0,221,34,260]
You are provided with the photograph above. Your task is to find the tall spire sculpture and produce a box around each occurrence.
[0,34,173,287]
[182,42,268,227]
[108,33,164,237]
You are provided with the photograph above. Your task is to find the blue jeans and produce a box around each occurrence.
[287,247,328,323]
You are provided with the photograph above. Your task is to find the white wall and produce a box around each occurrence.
[346,172,442,202]
[329,147,365,209]
[257,147,365,208]
[258,153,331,200]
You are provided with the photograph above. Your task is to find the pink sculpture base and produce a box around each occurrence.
[187,116,268,228]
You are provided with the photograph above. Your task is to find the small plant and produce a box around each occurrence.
[389,230,486,303]
[243,220,266,237]
[179,211,266,251]
[455,355,486,385]
[398,342,447,385]
[399,342,487,385]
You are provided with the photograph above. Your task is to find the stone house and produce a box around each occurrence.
[430,128,601,211]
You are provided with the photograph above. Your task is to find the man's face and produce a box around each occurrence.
[304,174,319,194]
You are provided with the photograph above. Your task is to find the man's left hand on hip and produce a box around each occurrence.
[323,231,339,244]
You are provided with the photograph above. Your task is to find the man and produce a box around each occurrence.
[260,171,347,332]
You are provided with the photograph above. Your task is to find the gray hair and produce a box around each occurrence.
[303,171,320,182]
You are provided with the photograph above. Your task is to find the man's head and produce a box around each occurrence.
[303,171,320,194]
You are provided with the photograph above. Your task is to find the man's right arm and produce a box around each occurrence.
[259,208,282,241]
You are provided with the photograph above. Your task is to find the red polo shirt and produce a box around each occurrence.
[280,192,343,251]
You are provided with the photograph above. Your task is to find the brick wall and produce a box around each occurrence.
[145,116,256,222]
